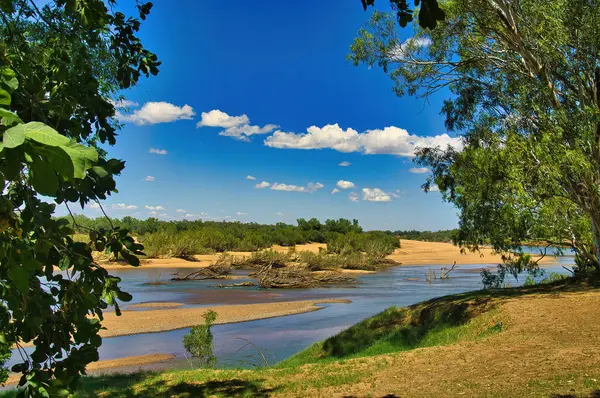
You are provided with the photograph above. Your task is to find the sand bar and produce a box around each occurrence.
[387,239,550,266]
[126,302,184,310]
[98,298,351,338]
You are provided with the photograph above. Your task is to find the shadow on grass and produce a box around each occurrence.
[77,372,278,398]
[320,277,599,359]
[551,391,600,398]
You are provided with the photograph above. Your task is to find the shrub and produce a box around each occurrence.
[183,310,218,368]
[241,250,291,268]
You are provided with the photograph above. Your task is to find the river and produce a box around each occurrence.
[6,254,574,372]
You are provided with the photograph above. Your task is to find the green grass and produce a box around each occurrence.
[277,293,503,368]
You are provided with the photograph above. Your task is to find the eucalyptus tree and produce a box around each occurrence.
[350,0,600,278]
[0,1,158,396]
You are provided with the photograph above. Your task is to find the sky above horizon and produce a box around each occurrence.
[62,0,463,231]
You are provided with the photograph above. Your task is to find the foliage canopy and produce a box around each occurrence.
[350,0,600,279]
[0,0,158,395]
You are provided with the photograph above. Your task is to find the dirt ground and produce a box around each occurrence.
[281,289,600,397]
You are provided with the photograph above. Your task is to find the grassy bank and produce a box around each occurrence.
[3,278,599,397]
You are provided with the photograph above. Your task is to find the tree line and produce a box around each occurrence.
[64,215,401,257]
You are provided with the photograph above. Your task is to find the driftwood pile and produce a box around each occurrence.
[257,267,357,289]
[216,281,257,288]
[171,264,232,281]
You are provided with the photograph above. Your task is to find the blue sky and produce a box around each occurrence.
[65,0,462,231]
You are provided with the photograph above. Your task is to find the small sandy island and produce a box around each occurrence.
[126,302,184,310]
[100,240,551,270]
[98,298,351,339]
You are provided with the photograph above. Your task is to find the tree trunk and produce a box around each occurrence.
[591,216,600,271]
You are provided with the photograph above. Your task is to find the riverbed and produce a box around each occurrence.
[6,256,574,373]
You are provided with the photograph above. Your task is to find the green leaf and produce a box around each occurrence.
[60,143,99,179]
[8,265,29,294]
[121,250,140,267]
[30,158,59,196]
[0,0,14,13]
[2,148,21,180]
[23,122,71,147]
[91,166,108,178]
[35,145,75,179]
[90,335,102,348]
[3,124,26,148]
[0,67,18,91]
[0,88,10,106]
[58,256,71,271]
[0,108,22,126]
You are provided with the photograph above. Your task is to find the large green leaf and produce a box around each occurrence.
[23,122,71,147]
[0,108,22,126]
[60,143,98,179]
[3,124,25,148]
[8,265,28,294]
[30,157,59,196]
[35,145,75,179]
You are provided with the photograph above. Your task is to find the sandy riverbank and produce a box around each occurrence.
[98,298,351,338]
[100,240,550,270]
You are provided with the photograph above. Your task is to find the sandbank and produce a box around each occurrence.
[98,298,351,338]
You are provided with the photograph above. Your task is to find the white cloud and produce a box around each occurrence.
[336,180,355,190]
[409,167,430,174]
[362,188,392,202]
[145,205,167,211]
[88,202,100,209]
[110,99,139,108]
[255,181,271,189]
[349,192,360,202]
[236,212,248,216]
[270,182,324,193]
[149,148,168,155]
[392,189,402,198]
[274,212,284,217]
[246,175,256,180]
[159,213,168,217]
[330,188,340,195]
[389,37,433,61]
[112,203,137,210]
[196,109,249,128]
[144,176,155,182]
[148,210,159,216]
[220,124,278,141]
[264,124,462,157]
[338,161,351,167]
[184,213,195,218]
[118,102,195,125]
[176,209,187,213]
[271,183,305,192]
[428,184,440,192]
[196,110,278,141]
[265,124,360,152]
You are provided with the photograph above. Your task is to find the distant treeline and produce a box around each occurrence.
[393,229,457,243]
[64,215,400,258]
